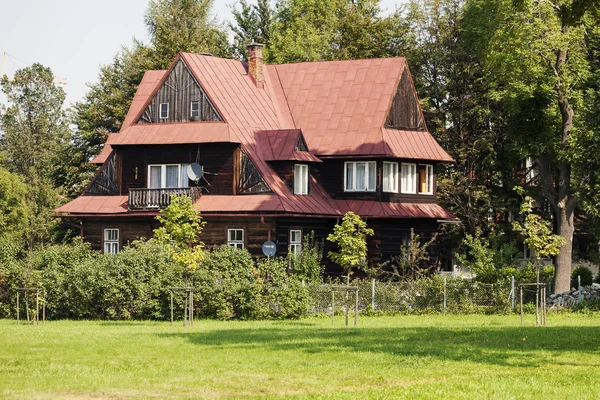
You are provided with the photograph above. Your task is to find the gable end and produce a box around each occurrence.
[136,58,222,124]
[385,66,425,130]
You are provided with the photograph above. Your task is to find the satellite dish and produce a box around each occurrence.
[187,163,204,182]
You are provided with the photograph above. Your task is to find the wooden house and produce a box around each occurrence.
[56,44,455,272]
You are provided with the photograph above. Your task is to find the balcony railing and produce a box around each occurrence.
[128,187,202,210]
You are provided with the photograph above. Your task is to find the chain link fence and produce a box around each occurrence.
[307,276,516,314]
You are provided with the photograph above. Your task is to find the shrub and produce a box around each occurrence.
[571,265,593,289]
[256,256,307,319]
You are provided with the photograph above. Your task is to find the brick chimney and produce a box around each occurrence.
[247,43,264,88]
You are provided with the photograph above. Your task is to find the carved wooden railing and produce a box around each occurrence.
[128,187,202,210]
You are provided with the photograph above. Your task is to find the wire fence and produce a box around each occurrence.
[307,276,519,314]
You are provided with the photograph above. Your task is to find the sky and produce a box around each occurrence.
[0,0,403,108]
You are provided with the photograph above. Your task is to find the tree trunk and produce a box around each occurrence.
[554,203,574,294]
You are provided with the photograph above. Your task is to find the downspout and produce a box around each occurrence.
[260,215,272,241]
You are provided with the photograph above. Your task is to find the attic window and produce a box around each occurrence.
[159,103,169,119]
[190,101,199,118]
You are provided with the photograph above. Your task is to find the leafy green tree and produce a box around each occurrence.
[483,0,600,293]
[230,0,272,60]
[267,0,409,63]
[0,63,69,185]
[0,168,30,246]
[145,0,232,67]
[384,229,437,281]
[512,189,566,283]
[152,195,206,272]
[327,211,374,280]
[455,230,519,283]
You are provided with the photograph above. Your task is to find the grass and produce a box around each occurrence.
[1,313,600,399]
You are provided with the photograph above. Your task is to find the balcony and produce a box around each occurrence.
[128,187,202,210]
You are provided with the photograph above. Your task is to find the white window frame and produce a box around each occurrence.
[344,161,376,192]
[104,228,120,254]
[289,229,302,256]
[190,101,199,118]
[401,163,417,194]
[294,164,309,195]
[147,164,189,188]
[382,161,399,193]
[227,229,244,249]
[418,164,434,195]
[159,103,169,119]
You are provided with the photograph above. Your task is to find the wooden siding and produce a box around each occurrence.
[79,216,443,275]
[236,148,272,194]
[385,66,424,130]
[137,59,222,124]
[314,159,437,203]
[118,143,236,195]
[85,152,119,195]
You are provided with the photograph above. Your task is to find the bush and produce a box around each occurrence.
[571,265,593,289]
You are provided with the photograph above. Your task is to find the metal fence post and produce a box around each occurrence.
[578,275,583,304]
[443,276,447,313]
[371,279,375,311]
[511,276,516,309]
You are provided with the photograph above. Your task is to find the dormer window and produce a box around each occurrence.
[418,165,434,194]
[294,164,308,195]
[345,161,376,192]
[159,103,169,119]
[190,101,199,118]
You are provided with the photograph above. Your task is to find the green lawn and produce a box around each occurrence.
[1,314,599,399]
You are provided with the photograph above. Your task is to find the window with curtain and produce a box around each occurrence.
[344,161,376,192]
[383,162,398,192]
[401,163,416,193]
[294,164,308,195]
[147,164,189,188]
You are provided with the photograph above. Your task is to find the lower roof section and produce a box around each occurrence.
[55,194,457,220]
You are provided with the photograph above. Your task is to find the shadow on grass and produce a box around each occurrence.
[157,324,600,368]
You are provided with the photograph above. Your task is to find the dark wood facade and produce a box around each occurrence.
[137,59,221,124]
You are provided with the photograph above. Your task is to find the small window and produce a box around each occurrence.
[294,164,308,195]
[401,163,416,193]
[228,229,244,249]
[418,165,434,194]
[147,164,189,188]
[190,101,199,118]
[289,229,302,256]
[159,103,169,119]
[104,229,119,254]
[344,161,376,192]
[383,162,398,193]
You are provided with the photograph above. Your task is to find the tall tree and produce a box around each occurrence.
[145,0,232,67]
[230,0,272,60]
[483,0,600,293]
[0,63,69,184]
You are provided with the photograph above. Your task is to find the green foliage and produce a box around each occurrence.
[0,168,30,243]
[512,191,566,262]
[145,0,232,67]
[327,211,374,278]
[256,256,308,319]
[290,231,324,283]
[571,265,593,288]
[455,230,520,283]
[0,63,69,184]
[266,0,409,63]
[383,229,437,281]
[152,195,206,271]
[230,0,272,60]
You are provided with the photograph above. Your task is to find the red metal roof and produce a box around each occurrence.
[65,53,456,222]
[382,128,454,162]
[110,122,233,146]
[55,196,129,214]
[256,129,322,162]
